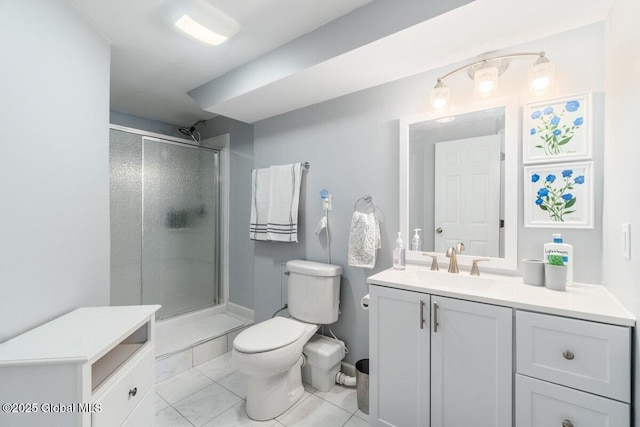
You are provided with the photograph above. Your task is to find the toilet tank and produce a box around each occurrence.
[286,260,342,324]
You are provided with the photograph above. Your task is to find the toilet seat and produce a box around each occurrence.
[234,317,310,354]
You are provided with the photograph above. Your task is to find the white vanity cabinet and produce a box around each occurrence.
[368,266,635,427]
[515,310,631,427]
[369,285,512,427]
[0,305,160,427]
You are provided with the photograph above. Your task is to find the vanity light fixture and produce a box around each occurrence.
[170,0,240,46]
[473,62,499,98]
[430,52,554,111]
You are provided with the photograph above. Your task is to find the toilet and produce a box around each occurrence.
[232,260,342,420]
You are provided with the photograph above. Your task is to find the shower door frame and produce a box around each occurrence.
[109,124,227,319]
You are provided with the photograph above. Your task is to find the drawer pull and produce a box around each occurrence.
[563,350,575,360]
[562,420,574,427]
[128,387,138,398]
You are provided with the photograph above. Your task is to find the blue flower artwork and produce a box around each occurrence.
[532,168,583,222]
[525,95,591,162]
[525,162,593,228]
[530,100,584,156]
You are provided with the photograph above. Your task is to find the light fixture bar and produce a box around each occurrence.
[429,51,553,112]
[436,51,546,82]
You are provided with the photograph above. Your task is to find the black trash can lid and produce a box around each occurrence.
[356,358,369,374]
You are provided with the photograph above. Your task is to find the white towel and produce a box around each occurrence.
[347,212,381,269]
[267,163,302,242]
[250,167,270,241]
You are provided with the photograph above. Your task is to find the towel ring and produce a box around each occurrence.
[354,195,376,213]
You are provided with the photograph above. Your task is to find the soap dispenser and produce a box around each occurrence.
[393,232,406,270]
[411,229,422,251]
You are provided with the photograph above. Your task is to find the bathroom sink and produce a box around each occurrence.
[413,269,495,292]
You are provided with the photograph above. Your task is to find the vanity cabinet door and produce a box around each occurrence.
[430,296,512,427]
[369,285,430,427]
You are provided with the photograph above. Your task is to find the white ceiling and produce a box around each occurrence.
[69,0,614,126]
[69,0,372,125]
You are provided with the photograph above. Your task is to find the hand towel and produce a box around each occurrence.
[267,163,303,242]
[348,212,381,269]
[249,167,270,241]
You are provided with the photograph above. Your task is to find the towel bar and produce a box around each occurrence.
[354,195,376,213]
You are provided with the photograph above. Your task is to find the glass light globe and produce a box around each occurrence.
[430,82,450,112]
[528,57,555,96]
[474,65,498,98]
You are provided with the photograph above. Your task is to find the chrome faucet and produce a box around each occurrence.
[446,242,465,273]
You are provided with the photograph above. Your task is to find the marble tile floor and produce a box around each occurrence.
[155,351,370,427]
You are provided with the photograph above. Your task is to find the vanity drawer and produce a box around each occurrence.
[121,387,155,427]
[92,345,155,427]
[516,311,630,402]
[516,375,629,427]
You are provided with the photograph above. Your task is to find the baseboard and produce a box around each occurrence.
[228,302,254,321]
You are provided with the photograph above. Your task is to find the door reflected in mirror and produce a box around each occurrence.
[409,107,505,258]
[400,96,518,271]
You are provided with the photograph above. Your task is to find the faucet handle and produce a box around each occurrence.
[470,258,490,276]
[423,253,439,271]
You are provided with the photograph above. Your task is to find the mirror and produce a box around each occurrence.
[399,96,518,271]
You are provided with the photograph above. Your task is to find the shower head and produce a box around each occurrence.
[178,120,206,142]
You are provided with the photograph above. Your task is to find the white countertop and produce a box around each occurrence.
[367,265,635,327]
[0,305,161,366]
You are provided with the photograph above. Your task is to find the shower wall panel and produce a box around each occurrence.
[109,129,220,318]
[142,138,219,318]
[110,130,143,306]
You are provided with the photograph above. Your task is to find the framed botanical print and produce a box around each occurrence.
[524,162,593,228]
[523,93,592,164]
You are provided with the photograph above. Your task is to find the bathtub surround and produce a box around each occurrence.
[0,0,110,342]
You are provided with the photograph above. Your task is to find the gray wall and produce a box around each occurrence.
[253,23,606,364]
[201,117,256,309]
[0,0,111,341]
[110,110,182,137]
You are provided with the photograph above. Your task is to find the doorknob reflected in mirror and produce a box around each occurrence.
[436,227,443,234]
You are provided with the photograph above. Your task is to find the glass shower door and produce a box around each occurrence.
[141,137,220,318]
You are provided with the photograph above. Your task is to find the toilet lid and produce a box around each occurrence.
[234,317,306,354]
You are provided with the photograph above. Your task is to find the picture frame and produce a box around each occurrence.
[524,162,593,229]
[523,93,592,164]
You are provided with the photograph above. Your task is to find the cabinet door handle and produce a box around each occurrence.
[563,350,575,360]
[562,420,574,427]
[128,387,138,398]
[419,300,425,329]
[433,302,439,333]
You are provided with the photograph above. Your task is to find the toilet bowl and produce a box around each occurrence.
[232,260,342,421]
[232,316,319,420]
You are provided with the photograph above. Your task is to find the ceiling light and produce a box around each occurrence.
[170,0,240,47]
[429,52,554,111]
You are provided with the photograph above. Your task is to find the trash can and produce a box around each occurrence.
[356,359,369,415]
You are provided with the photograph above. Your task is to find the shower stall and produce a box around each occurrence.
[109,127,221,319]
